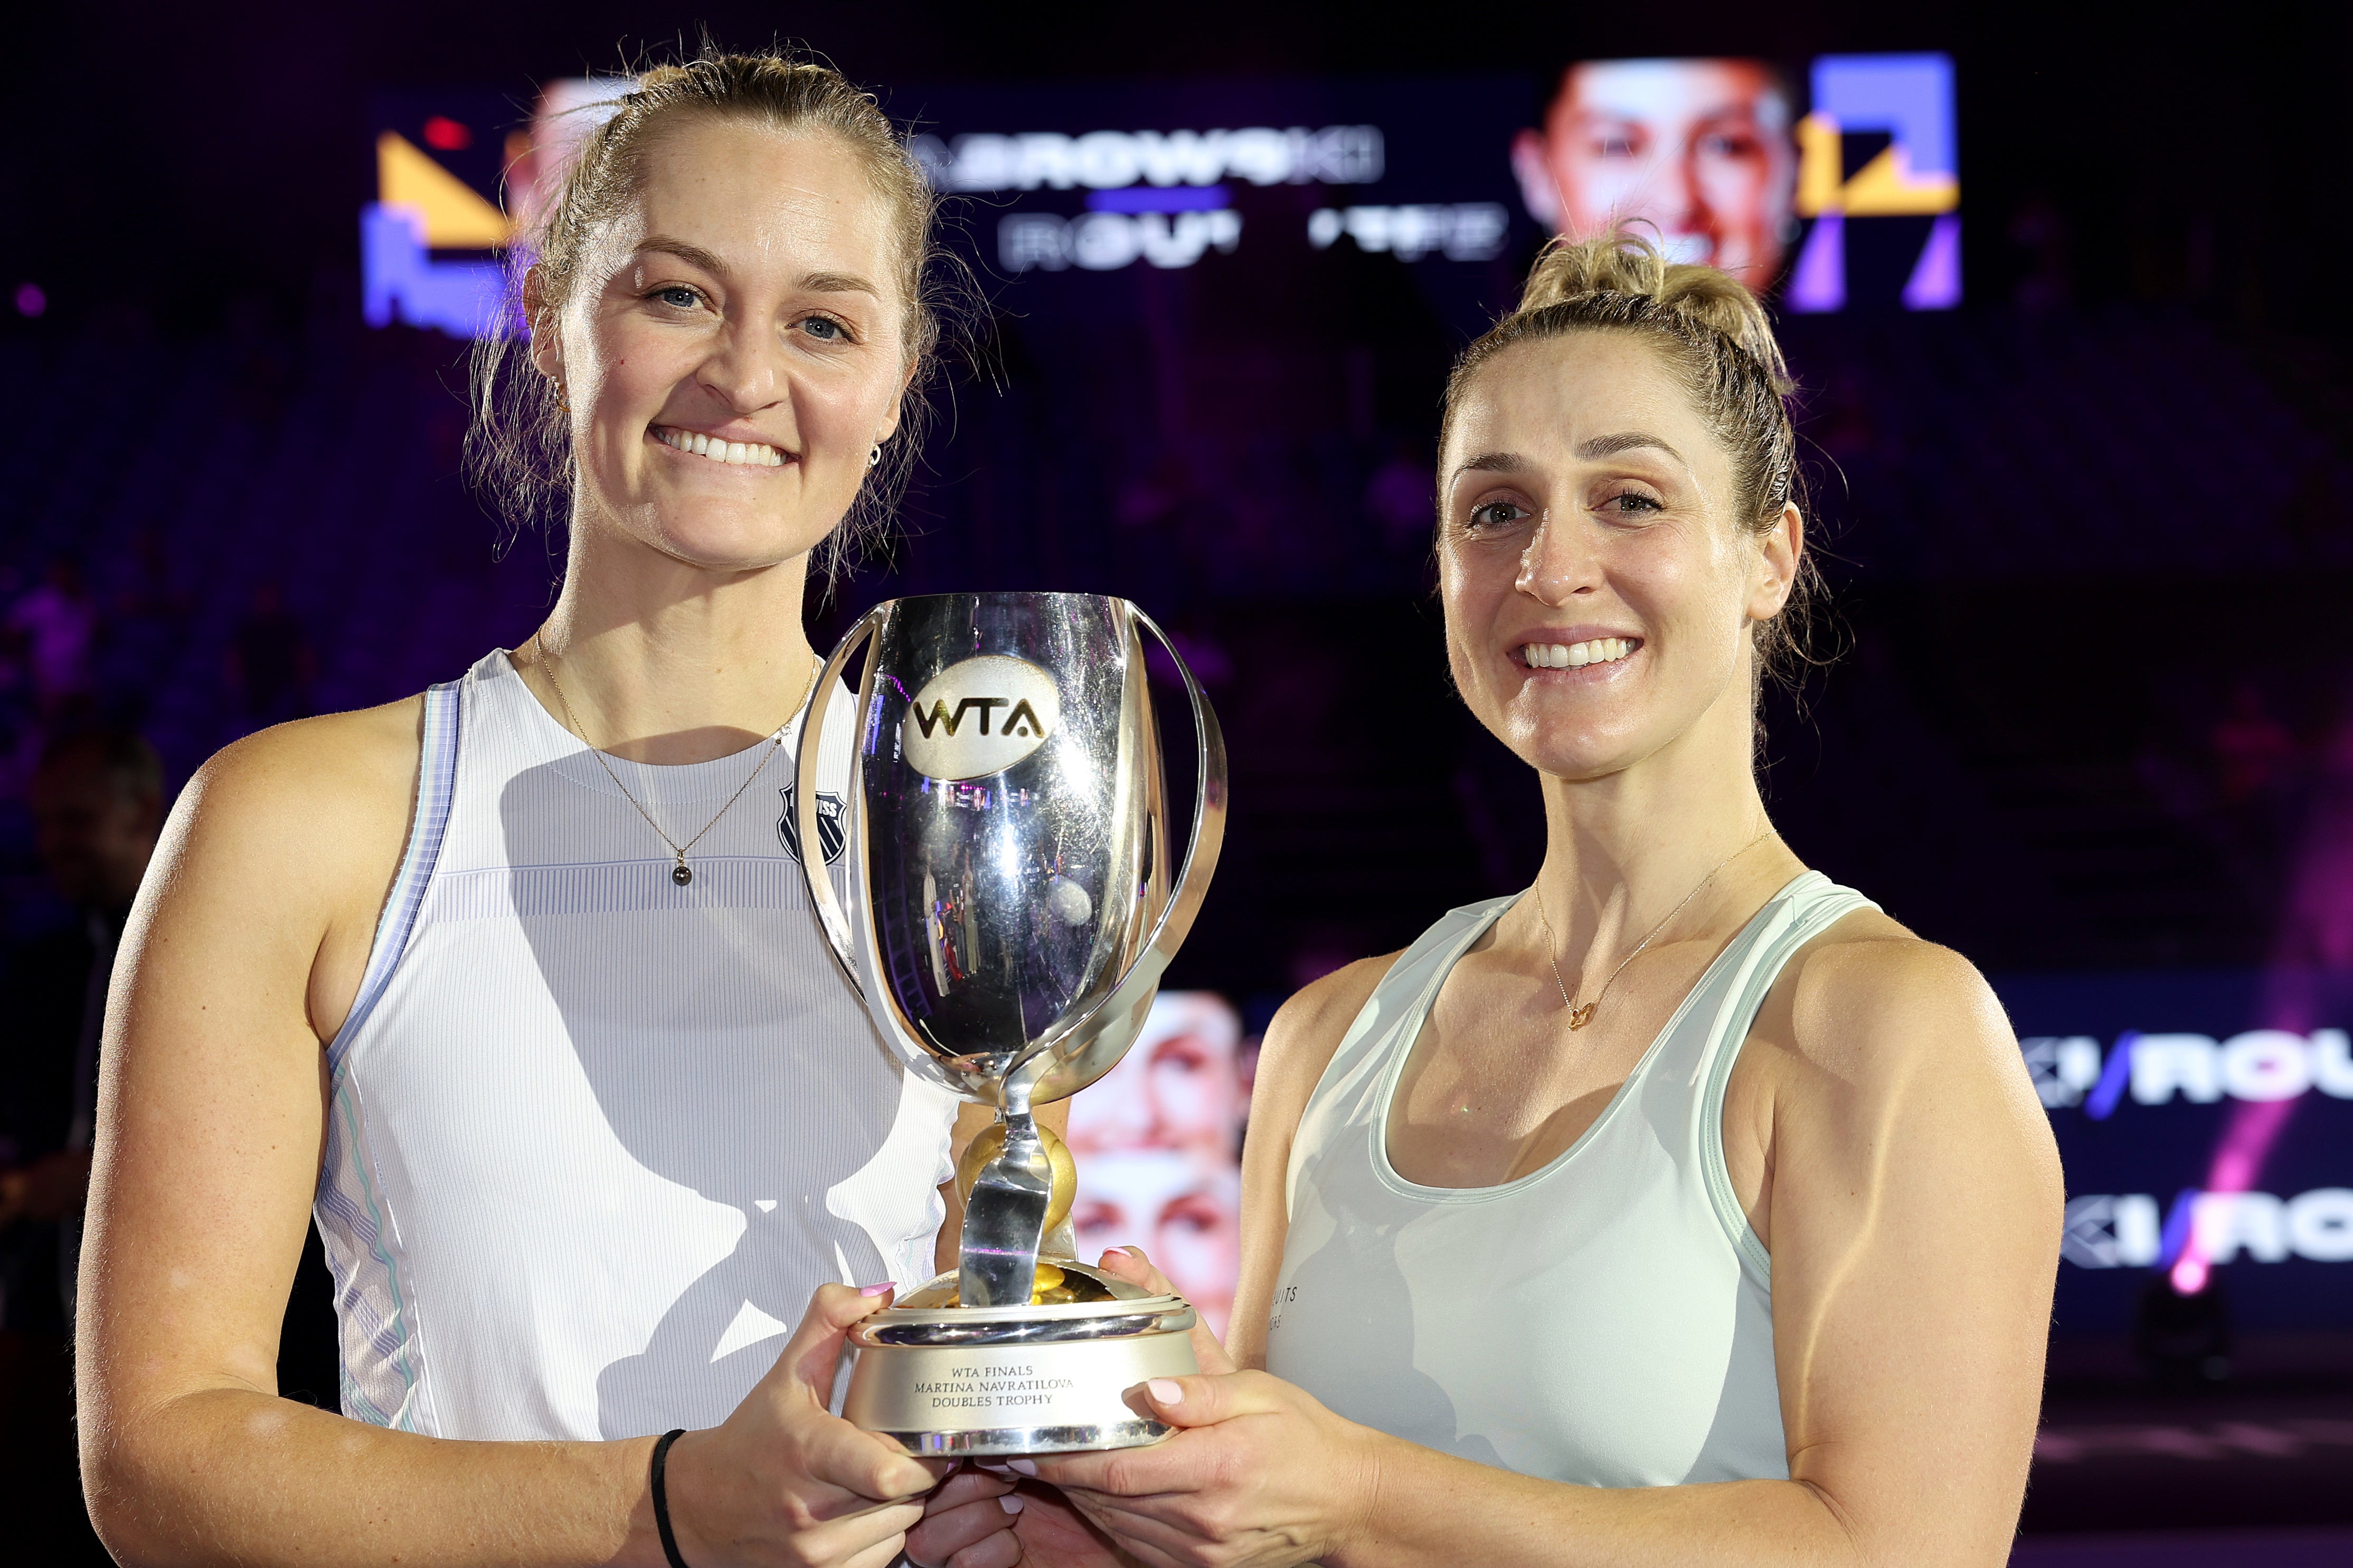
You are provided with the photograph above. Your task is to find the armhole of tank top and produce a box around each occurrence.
[1282,895,1516,1223]
[1697,884,1878,1290]
[325,679,464,1075]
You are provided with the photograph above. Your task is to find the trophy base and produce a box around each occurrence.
[844,1271,1198,1456]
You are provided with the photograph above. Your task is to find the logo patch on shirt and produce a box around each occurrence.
[778,785,847,866]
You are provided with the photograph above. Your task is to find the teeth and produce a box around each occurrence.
[1524,638,1634,670]
[657,427,787,467]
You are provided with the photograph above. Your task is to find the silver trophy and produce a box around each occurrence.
[794,592,1226,1455]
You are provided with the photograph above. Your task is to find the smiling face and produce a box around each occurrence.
[1439,330,1798,782]
[1514,59,1795,286]
[529,115,910,571]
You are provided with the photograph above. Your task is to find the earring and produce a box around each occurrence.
[868,444,882,468]
[555,384,570,413]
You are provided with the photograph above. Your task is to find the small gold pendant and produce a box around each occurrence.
[1567,1002,1596,1030]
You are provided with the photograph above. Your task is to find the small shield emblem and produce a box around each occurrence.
[778,785,847,866]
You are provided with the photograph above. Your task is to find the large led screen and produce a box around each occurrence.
[360,53,1960,344]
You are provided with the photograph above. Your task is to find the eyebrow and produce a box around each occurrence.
[1451,433,1684,481]
[634,241,880,302]
[1576,431,1685,464]
[1452,450,1533,479]
[799,270,882,298]
[636,236,730,277]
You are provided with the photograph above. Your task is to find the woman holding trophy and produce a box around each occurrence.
[78,50,1022,1568]
[915,233,2064,1567]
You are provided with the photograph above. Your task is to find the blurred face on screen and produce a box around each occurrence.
[529,118,910,572]
[1066,993,1246,1164]
[1513,60,1796,286]
[1073,1150,1241,1335]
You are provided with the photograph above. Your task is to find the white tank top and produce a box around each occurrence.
[1264,871,1876,1487]
[316,651,958,1442]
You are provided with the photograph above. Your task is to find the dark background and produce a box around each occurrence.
[3,0,2351,1555]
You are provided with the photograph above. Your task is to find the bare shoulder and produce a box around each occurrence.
[138,698,429,1039]
[173,698,423,852]
[1774,907,2028,1103]
[1248,953,1401,1130]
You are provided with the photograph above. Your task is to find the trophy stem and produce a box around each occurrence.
[959,1107,1054,1307]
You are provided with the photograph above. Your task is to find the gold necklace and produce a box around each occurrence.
[534,634,822,887]
[1530,826,1773,1029]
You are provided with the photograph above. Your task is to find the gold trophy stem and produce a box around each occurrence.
[958,1117,1078,1237]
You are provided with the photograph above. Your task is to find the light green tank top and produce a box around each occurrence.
[1263,870,1876,1486]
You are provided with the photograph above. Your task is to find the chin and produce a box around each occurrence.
[642,508,839,572]
[1500,714,1648,781]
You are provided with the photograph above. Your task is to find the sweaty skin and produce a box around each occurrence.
[79,116,1055,1568]
[910,333,2061,1568]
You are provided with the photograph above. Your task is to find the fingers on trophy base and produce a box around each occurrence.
[844,1263,1199,1456]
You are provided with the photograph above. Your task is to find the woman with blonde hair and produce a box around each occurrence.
[80,49,1024,1568]
[914,232,2062,1568]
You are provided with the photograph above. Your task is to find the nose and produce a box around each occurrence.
[695,313,784,413]
[1642,144,1699,236]
[1515,514,1602,605]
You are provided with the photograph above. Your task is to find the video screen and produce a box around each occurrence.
[1066,993,1248,1336]
[360,52,1959,345]
[1513,53,1959,310]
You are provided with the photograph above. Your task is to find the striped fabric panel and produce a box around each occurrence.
[328,682,464,1072]
[421,855,824,923]
[316,677,463,1433]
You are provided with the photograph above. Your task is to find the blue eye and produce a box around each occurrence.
[653,285,700,309]
[800,316,846,341]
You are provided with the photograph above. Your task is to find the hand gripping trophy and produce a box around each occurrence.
[793,593,1226,1457]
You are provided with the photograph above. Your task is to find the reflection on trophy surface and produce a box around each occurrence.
[795,592,1226,1455]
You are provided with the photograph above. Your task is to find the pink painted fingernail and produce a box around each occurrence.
[999,1494,1026,1515]
[977,1460,1012,1474]
[1148,1379,1184,1405]
[1007,1458,1038,1477]
[859,1281,895,1297]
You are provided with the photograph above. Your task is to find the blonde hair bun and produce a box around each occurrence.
[1519,227,1790,393]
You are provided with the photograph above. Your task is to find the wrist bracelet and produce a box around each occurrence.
[650,1428,692,1568]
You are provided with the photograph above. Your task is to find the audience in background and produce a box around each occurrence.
[223,581,316,726]
[0,726,164,1563]
[5,560,97,723]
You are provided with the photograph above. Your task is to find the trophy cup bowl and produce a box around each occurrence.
[795,593,1226,1456]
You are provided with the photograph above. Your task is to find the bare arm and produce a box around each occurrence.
[79,708,939,1568]
[1224,957,1395,1371]
[1038,937,2063,1568]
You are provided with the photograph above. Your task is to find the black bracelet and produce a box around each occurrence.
[650,1428,692,1568]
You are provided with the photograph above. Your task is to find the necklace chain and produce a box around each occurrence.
[1530,825,1773,1030]
[534,634,822,887]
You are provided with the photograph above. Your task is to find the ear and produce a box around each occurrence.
[1747,502,1802,623]
[874,353,920,445]
[1510,130,1562,229]
[521,264,563,382]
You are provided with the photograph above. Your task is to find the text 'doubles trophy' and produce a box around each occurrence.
[794,592,1226,1456]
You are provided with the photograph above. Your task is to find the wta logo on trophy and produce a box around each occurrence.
[901,654,1061,780]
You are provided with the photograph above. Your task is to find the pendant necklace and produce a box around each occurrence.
[1530,826,1773,1030]
[535,634,822,887]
